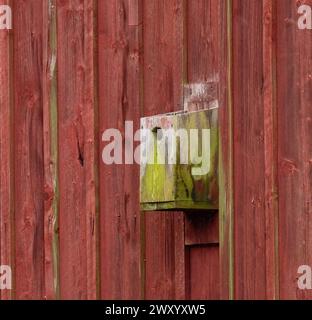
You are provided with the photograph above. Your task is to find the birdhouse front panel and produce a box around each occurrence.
[140,108,219,211]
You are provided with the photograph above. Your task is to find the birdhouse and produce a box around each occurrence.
[140,108,218,211]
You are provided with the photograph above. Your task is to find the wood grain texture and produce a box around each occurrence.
[98,0,142,299]
[187,245,220,300]
[233,0,267,299]
[233,0,266,299]
[0,0,312,301]
[263,0,279,300]
[57,0,98,299]
[0,0,13,301]
[13,0,45,299]
[42,0,59,300]
[143,0,186,300]
[277,0,312,300]
[186,0,224,299]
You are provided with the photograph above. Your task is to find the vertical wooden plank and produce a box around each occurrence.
[232,0,267,299]
[42,0,59,300]
[173,213,186,299]
[263,0,279,300]
[277,0,312,300]
[187,0,222,82]
[98,0,142,299]
[186,0,226,299]
[143,0,185,300]
[13,0,45,299]
[188,245,219,300]
[0,0,13,301]
[84,0,98,300]
[57,0,98,299]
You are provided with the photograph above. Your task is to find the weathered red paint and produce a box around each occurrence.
[0,0,12,301]
[185,214,219,246]
[57,0,97,300]
[187,245,219,299]
[263,0,279,300]
[143,0,186,300]
[232,0,267,299]
[186,0,222,299]
[98,0,142,299]
[277,0,312,300]
[0,0,311,300]
[13,0,45,299]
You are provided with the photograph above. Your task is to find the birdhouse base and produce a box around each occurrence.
[141,200,218,212]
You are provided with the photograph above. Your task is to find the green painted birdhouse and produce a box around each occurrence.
[140,108,218,211]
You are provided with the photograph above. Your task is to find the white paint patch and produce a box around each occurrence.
[183,79,220,111]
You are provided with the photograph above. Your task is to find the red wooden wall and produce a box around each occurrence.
[0,0,311,300]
